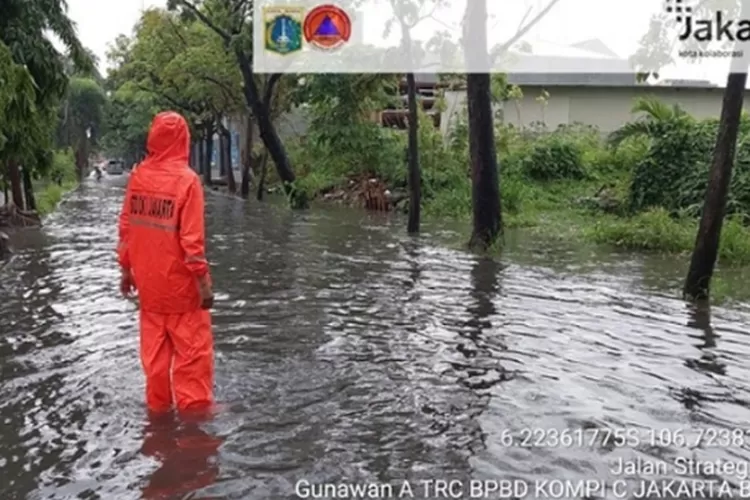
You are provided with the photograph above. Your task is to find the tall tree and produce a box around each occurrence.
[388,0,443,234]
[0,0,92,208]
[464,0,501,250]
[464,0,561,250]
[168,0,303,204]
[684,69,748,299]
[632,0,749,299]
[57,78,107,178]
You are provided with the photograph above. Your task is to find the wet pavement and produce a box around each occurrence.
[2,177,750,499]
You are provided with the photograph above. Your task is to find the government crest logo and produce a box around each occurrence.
[264,6,303,55]
[303,4,351,50]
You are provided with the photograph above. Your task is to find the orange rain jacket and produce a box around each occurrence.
[117,112,210,313]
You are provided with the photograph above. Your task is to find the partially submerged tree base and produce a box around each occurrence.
[466,72,502,251]
[0,204,42,228]
[285,183,309,210]
[683,71,748,301]
[0,231,9,260]
[468,230,501,252]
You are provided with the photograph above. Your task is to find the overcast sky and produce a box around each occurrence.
[65,0,732,82]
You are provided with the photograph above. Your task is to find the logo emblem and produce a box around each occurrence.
[264,6,303,55]
[303,4,351,50]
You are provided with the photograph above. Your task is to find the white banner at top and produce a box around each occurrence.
[252,0,750,77]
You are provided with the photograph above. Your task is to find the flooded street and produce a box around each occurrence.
[3,179,750,499]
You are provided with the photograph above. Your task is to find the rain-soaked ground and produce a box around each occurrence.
[2,175,750,499]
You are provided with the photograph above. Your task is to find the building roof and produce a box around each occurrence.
[412,38,719,89]
[506,73,718,88]
[570,39,620,59]
[413,72,718,89]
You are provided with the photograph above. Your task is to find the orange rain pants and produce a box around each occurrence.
[117,111,214,412]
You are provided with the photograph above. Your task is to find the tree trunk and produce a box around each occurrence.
[235,55,300,204]
[465,0,502,250]
[240,114,254,198]
[218,132,226,177]
[683,70,748,300]
[190,141,198,171]
[217,120,237,194]
[405,72,421,234]
[21,167,36,212]
[224,129,236,193]
[7,161,24,209]
[3,175,8,205]
[74,142,88,181]
[198,137,205,174]
[203,124,213,186]
[257,151,269,201]
[218,132,227,177]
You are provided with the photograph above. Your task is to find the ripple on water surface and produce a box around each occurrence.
[0,181,750,498]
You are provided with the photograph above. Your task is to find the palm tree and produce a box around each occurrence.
[607,95,690,147]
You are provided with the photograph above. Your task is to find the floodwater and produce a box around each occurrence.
[2,177,750,499]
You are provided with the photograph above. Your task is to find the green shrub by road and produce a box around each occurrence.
[36,149,78,216]
[288,96,750,268]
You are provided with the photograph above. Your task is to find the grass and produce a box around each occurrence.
[419,173,750,269]
[34,148,79,216]
[582,210,750,266]
[36,180,77,216]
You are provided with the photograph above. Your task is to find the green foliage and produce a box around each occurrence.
[607,95,689,147]
[57,77,107,150]
[522,134,586,181]
[0,41,38,158]
[37,149,78,215]
[625,114,750,217]
[583,210,750,266]
[48,148,78,185]
[291,74,407,196]
[584,208,694,252]
[1,0,93,209]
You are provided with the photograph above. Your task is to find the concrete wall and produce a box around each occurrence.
[442,85,750,134]
[234,84,746,149]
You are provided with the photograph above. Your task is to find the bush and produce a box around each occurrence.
[291,123,407,198]
[48,148,77,185]
[36,148,78,215]
[584,208,693,252]
[627,114,750,216]
[583,209,750,265]
[522,134,586,181]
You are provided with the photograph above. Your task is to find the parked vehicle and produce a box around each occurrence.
[105,160,124,175]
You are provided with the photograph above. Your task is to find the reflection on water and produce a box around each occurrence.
[140,412,223,499]
[2,180,750,498]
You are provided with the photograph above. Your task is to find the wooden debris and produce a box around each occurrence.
[0,204,42,228]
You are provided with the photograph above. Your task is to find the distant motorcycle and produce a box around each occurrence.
[94,167,102,181]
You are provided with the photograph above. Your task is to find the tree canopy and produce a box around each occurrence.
[1,0,107,210]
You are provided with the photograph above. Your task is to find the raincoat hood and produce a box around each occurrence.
[143,111,190,167]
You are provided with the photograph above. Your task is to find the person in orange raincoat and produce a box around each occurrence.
[117,110,215,413]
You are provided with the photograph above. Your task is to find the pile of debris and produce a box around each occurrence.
[0,204,42,260]
[0,204,41,228]
[320,175,408,212]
